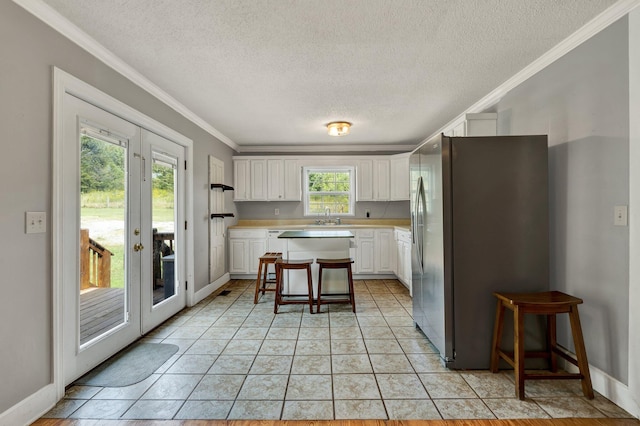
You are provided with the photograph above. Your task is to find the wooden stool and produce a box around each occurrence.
[490,291,594,400]
[274,258,314,314]
[316,258,356,314]
[253,252,282,304]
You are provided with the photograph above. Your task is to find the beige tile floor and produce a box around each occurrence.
[43,279,633,421]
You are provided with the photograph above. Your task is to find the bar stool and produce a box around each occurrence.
[490,291,593,400]
[253,252,282,304]
[316,258,356,314]
[274,258,314,314]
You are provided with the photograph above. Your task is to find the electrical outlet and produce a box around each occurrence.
[26,211,46,234]
[274,208,280,216]
[614,205,628,226]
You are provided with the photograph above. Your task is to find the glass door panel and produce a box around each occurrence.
[79,131,128,346]
[151,152,177,306]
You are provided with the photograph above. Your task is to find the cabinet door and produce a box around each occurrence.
[229,239,247,273]
[251,159,267,200]
[375,229,395,273]
[356,238,375,273]
[356,160,373,201]
[248,239,267,274]
[390,155,410,201]
[283,159,301,200]
[403,241,412,294]
[233,159,250,201]
[267,159,284,201]
[374,159,390,201]
[396,238,404,281]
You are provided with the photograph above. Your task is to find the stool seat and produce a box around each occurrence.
[253,252,282,304]
[274,258,314,314]
[490,290,593,400]
[316,258,356,314]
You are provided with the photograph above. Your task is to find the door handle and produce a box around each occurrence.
[133,243,144,252]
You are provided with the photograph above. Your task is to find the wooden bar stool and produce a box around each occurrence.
[490,291,594,400]
[253,252,282,304]
[274,258,314,314]
[316,258,356,314]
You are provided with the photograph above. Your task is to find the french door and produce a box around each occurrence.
[62,93,185,384]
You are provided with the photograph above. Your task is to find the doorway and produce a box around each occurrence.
[57,76,191,386]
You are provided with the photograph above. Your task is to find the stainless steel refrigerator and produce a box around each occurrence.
[411,133,549,369]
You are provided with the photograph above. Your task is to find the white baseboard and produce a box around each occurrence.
[562,359,640,418]
[0,383,58,426]
[192,273,230,306]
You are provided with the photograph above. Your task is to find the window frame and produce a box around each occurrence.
[303,166,355,217]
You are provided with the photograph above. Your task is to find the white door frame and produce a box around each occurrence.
[52,67,194,398]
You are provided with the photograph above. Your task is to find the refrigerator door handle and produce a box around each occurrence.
[414,177,425,273]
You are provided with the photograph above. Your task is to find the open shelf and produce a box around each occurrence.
[210,213,235,219]
[211,183,234,191]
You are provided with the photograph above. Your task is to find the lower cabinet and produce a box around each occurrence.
[227,227,411,289]
[228,229,267,274]
[355,230,375,273]
[394,229,412,291]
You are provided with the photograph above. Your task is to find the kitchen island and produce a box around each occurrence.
[278,230,354,296]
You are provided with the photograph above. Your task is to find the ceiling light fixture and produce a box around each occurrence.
[327,121,351,137]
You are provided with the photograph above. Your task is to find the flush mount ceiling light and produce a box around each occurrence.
[327,121,351,137]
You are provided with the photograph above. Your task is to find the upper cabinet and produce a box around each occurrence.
[390,153,410,201]
[356,159,390,202]
[446,112,497,137]
[233,159,251,201]
[233,157,301,202]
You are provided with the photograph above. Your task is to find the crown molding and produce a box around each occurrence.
[237,143,417,154]
[13,0,238,151]
[420,0,640,146]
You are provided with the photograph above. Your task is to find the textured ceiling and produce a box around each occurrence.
[41,0,617,151]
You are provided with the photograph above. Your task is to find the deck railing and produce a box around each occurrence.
[80,228,113,290]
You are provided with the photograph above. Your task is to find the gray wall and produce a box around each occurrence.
[493,17,629,383]
[0,1,236,413]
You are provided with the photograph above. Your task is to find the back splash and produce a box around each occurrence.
[235,200,410,221]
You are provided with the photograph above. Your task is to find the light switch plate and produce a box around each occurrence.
[26,211,46,234]
[614,205,628,226]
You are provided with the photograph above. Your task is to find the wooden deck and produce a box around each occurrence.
[80,286,168,344]
[80,287,125,345]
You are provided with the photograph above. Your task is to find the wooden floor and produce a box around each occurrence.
[30,418,640,425]
[80,288,125,345]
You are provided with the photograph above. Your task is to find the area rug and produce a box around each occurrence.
[74,342,178,387]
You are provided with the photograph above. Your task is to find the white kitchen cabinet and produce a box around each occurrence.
[394,229,412,292]
[355,229,375,273]
[357,159,391,201]
[267,159,283,201]
[233,159,250,201]
[374,159,390,201]
[356,160,374,201]
[267,159,301,201]
[228,229,267,274]
[250,159,267,201]
[283,159,301,200]
[390,153,410,201]
[447,112,497,137]
[375,229,395,273]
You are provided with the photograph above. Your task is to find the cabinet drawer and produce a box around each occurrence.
[397,230,411,244]
[356,229,374,239]
[229,229,267,239]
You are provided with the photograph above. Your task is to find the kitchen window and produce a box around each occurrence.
[303,167,355,217]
